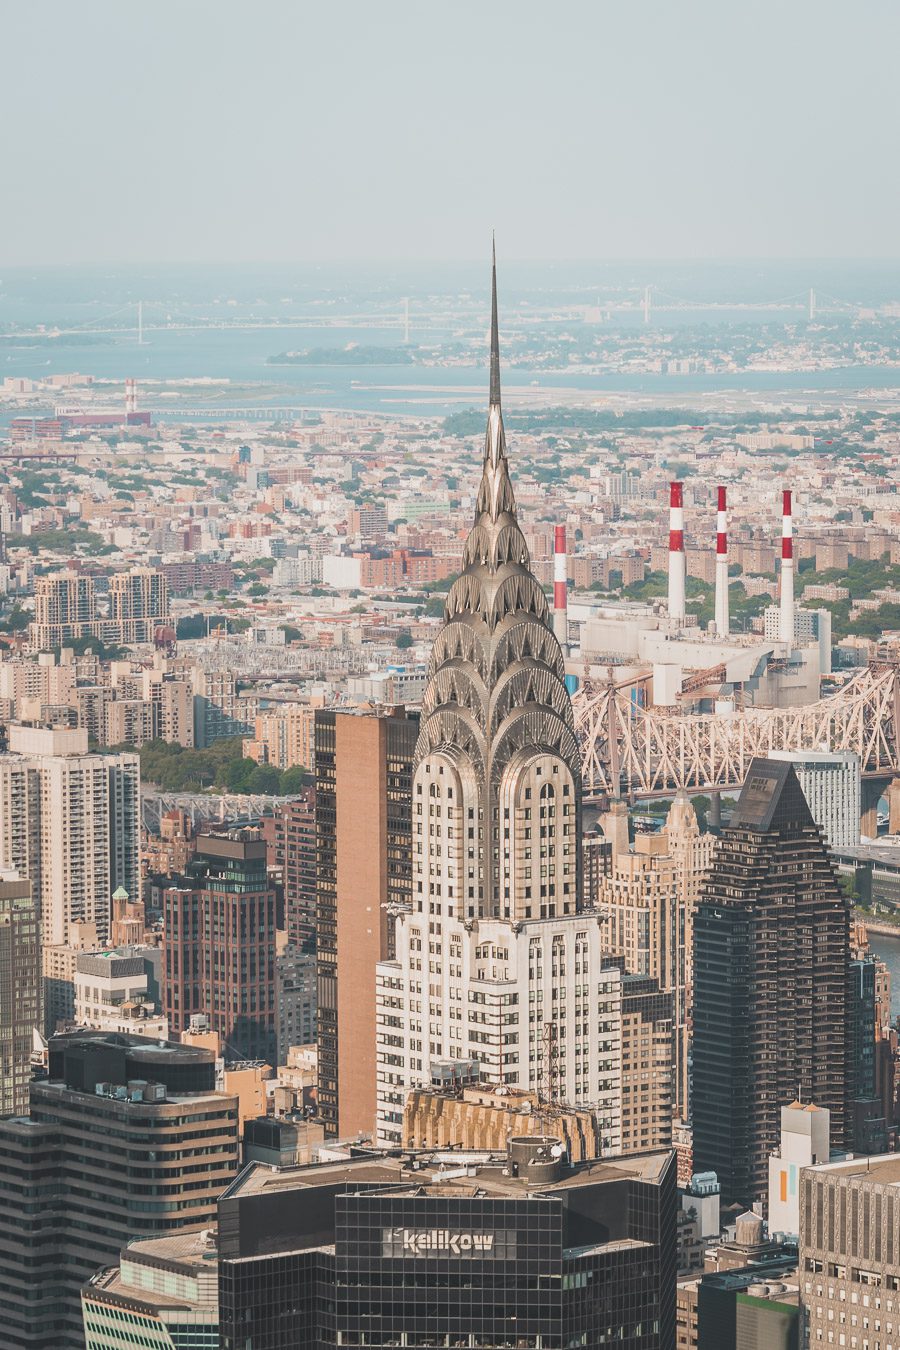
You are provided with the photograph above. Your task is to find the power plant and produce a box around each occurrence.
[566,484,899,828]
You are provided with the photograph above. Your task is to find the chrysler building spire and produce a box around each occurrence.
[414,244,582,923]
[489,233,501,412]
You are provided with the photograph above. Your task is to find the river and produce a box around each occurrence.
[870,932,900,1017]
[3,324,900,421]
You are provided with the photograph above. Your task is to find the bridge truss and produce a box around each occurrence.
[141,791,289,833]
[573,664,900,799]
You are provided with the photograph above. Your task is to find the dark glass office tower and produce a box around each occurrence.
[692,757,851,1210]
[218,1140,677,1350]
[0,1031,238,1348]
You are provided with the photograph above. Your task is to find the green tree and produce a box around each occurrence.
[395,631,414,650]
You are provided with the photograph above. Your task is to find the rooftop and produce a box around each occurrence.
[809,1153,900,1185]
[224,1148,672,1203]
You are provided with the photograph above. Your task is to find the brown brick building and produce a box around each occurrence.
[315,708,417,1137]
[163,832,277,1064]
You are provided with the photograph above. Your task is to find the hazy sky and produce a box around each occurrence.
[2,0,898,265]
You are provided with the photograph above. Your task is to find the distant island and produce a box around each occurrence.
[267,346,414,366]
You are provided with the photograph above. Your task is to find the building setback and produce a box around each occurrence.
[82,1231,219,1350]
[315,706,417,1137]
[692,757,852,1210]
[217,1142,677,1350]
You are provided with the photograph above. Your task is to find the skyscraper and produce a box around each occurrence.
[315,706,417,1137]
[375,253,666,1148]
[263,787,317,949]
[0,871,40,1116]
[218,1144,676,1350]
[0,726,139,1022]
[163,832,277,1064]
[0,1031,238,1348]
[692,757,852,1209]
[769,749,860,850]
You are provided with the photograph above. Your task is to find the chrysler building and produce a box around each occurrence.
[375,251,645,1148]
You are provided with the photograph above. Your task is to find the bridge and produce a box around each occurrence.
[572,663,900,829]
[141,790,289,833]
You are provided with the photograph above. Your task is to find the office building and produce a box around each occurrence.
[315,705,417,1137]
[769,749,861,850]
[218,1142,677,1350]
[0,1031,238,1348]
[0,871,40,1116]
[800,1153,900,1346]
[163,832,277,1064]
[596,796,714,1122]
[0,725,139,951]
[682,1266,801,1349]
[378,260,652,1147]
[276,943,316,1061]
[693,757,852,1210]
[82,1231,219,1350]
[399,956,673,1159]
[263,788,317,949]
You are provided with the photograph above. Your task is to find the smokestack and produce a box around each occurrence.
[780,488,794,647]
[715,485,729,637]
[125,378,136,419]
[668,482,686,624]
[553,524,568,648]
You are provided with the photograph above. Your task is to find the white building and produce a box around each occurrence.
[322,555,362,590]
[74,950,167,1040]
[763,603,832,675]
[768,1100,830,1240]
[769,749,860,850]
[0,725,139,947]
[375,268,670,1154]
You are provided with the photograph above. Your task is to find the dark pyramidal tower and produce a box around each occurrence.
[415,242,582,922]
[692,756,851,1209]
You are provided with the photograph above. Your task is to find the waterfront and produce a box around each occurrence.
[3,323,900,423]
[871,931,900,1018]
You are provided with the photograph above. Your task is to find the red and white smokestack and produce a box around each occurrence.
[125,378,136,419]
[780,488,794,647]
[668,482,686,624]
[553,524,568,648]
[714,485,729,637]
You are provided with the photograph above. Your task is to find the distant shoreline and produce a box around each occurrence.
[854,911,900,938]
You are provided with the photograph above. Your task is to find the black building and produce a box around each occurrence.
[0,1032,239,1349]
[696,1264,800,1348]
[218,1139,677,1350]
[692,758,852,1210]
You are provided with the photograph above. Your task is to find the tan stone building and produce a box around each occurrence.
[596,795,714,1120]
[243,702,314,770]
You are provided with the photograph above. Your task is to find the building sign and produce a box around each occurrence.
[382,1227,515,1259]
